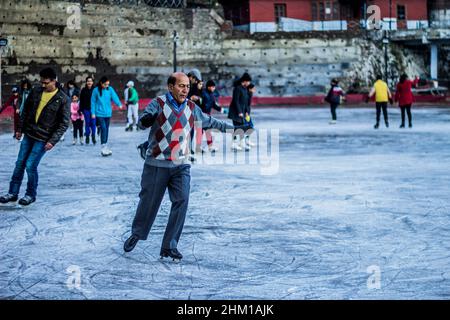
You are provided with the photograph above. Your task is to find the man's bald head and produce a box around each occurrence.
[167,72,190,104]
[168,72,189,86]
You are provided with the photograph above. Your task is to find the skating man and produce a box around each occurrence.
[368,75,392,129]
[0,68,70,206]
[123,72,249,260]
[325,79,345,124]
[228,72,252,151]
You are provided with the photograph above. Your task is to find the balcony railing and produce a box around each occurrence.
[61,0,186,8]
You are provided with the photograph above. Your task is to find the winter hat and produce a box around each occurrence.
[127,80,134,87]
[240,72,252,82]
[12,86,19,93]
[188,68,202,81]
[206,80,216,88]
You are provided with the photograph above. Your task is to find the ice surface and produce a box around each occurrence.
[1,107,450,299]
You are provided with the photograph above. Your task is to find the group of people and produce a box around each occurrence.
[136,69,257,161]
[0,66,418,261]
[0,68,252,262]
[187,68,256,154]
[325,74,415,128]
[64,76,124,156]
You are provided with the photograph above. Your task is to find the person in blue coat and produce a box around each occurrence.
[90,76,122,156]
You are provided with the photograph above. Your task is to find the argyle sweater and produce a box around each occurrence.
[140,94,234,167]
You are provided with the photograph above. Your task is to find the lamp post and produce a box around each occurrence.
[173,31,178,72]
[382,31,389,83]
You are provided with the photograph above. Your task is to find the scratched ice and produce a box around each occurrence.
[1,107,449,299]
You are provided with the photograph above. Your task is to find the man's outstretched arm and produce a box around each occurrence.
[193,105,251,132]
[138,99,160,128]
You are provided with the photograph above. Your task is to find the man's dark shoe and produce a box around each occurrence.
[374,123,379,129]
[400,124,405,128]
[124,234,139,252]
[0,193,18,204]
[92,135,96,145]
[385,122,389,128]
[160,248,183,261]
[86,136,90,144]
[18,195,35,206]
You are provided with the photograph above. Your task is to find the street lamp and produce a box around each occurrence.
[382,31,389,83]
[173,31,178,72]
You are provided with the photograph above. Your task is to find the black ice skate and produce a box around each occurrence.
[160,248,183,261]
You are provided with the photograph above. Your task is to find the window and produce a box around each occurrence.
[312,1,340,21]
[274,3,287,24]
[397,5,406,20]
[312,2,317,20]
[319,2,325,20]
[332,1,339,20]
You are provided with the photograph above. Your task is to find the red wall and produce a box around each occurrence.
[371,0,427,20]
[397,0,427,20]
[248,0,428,23]
[249,0,312,23]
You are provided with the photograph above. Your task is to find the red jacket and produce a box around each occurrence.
[0,94,19,113]
[395,80,414,106]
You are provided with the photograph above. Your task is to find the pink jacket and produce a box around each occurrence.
[71,102,84,121]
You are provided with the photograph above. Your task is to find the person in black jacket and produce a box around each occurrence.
[200,80,224,152]
[324,79,345,124]
[79,76,96,144]
[228,72,252,151]
[0,68,70,206]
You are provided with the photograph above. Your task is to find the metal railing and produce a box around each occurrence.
[58,0,186,8]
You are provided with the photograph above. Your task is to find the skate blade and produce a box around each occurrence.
[0,203,22,210]
[160,256,182,263]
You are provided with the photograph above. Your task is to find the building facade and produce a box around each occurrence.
[220,0,441,33]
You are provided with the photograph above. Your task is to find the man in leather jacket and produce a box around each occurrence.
[0,67,70,206]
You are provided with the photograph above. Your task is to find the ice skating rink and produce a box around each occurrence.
[1,107,450,299]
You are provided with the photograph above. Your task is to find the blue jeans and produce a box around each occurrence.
[96,117,110,145]
[9,135,47,198]
[83,110,96,137]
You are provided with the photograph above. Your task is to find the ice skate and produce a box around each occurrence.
[245,137,256,147]
[240,139,251,151]
[18,195,35,206]
[208,145,218,153]
[160,248,183,261]
[231,138,243,151]
[0,193,18,204]
[101,144,112,157]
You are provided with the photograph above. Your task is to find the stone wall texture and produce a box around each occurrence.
[0,0,427,100]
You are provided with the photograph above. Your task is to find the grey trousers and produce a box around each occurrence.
[131,164,191,250]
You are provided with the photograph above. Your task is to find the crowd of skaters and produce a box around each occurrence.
[0,66,423,261]
[0,67,418,207]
